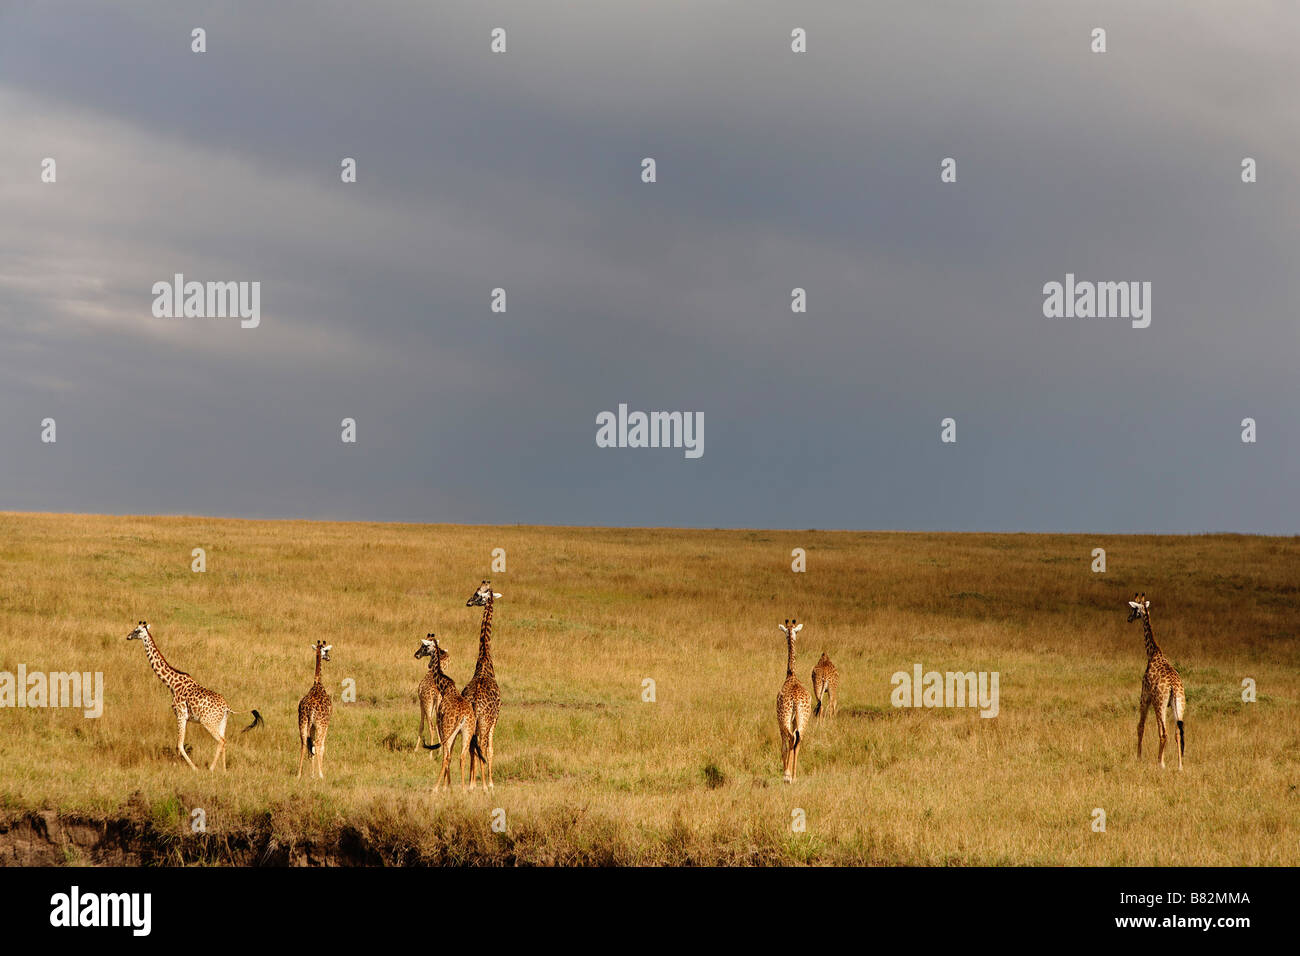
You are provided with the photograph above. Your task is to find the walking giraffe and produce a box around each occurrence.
[1127,593,1187,770]
[296,640,333,779]
[415,635,479,790]
[462,580,502,789]
[811,651,840,721]
[125,621,263,771]
[776,618,812,782]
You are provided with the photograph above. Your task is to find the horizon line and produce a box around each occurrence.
[1,510,1294,538]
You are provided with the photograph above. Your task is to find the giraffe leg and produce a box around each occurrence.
[202,721,226,772]
[433,718,450,790]
[1137,688,1150,759]
[207,736,226,772]
[478,720,490,789]
[315,727,327,779]
[459,724,470,789]
[485,724,495,789]
[780,729,791,782]
[427,704,440,758]
[417,708,426,753]
[452,722,467,788]
[464,718,477,789]
[436,719,460,790]
[176,712,198,770]
[1173,688,1185,771]
[468,717,485,789]
[216,713,230,772]
[1155,691,1170,769]
[297,729,308,779]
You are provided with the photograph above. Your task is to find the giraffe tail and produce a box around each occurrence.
[1172,693,1186,755]
[426,717,470,754]
[240,709,264,733]
[469,733,486,763]
[814,685,826,717]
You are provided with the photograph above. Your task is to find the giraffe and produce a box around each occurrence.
[414,639,445,756]
[1127,593,1187,770]
[776,618,812,782]
[416,635,479,790]
[811,651,839,722]
[296,640,333,779]
[462,580,502,789]
[125,621,263,771]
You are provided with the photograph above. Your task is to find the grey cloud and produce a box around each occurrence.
[0,1,1295,531]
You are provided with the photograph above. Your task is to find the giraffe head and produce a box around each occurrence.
[415,635,450,664]
[1127,593,1150,623]
[466,580,502,607]
[778,618,804,640]
[126,620,151,641]
[311,639,332,663]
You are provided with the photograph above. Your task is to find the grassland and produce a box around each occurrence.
[0,512,1297,865]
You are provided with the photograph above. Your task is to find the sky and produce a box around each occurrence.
[1,1,1296,532]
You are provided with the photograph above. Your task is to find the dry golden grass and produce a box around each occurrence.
[0,512,1297,865]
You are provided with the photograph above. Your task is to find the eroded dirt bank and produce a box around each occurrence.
[0,812,427,866]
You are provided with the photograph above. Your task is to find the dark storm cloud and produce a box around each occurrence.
[1,1,1296,531]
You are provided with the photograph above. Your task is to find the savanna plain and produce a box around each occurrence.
[0,513,1296,865]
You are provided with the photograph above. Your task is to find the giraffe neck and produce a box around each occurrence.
[313,647,323,685]
[140,631,181,689]
[786,634,796,677]
[432,652,455,694]
[1141,614,1161,658]
[472,597,495,681]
